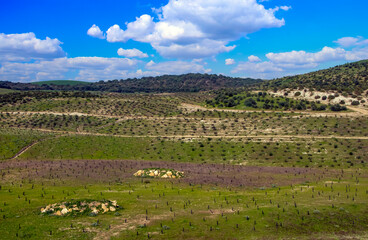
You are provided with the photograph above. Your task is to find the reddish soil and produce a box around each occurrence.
[0,159,337,188]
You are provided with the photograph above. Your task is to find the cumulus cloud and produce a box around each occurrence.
[106,15,155,43]
[232,61,317,79]
[0,57,138,82]
[146,60,155,67]
[0,30,212,82]
[232,40,368,79]
[0,32,65,62]
[145,60,211,75]
[117,48,148,58]
[280,6,292,11]
[103,0,286,58]
[266,47,347,64]
[334,36,368,48]
[87,24,105,39]
[0,54,210,82]
[248,55,261,62]
[153,39,235,59]
[225,58,235,65]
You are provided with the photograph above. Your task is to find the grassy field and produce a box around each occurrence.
[0,160,367,239]
[0,128,55,160]
[1,91,368,239]
[0,88,17,94]
[18,135,367,168]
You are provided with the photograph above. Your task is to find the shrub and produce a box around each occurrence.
[330,104,347,111]
[351,100,360,106]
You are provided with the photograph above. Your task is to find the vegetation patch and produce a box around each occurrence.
[262,59,368,95]
[134,168,184,179]
[206,90,331,111]
[41,199,120,216]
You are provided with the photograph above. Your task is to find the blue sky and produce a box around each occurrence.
[1,0,368,82]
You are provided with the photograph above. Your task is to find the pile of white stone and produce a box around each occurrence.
[41,200,119,216]
[134,168,184,179]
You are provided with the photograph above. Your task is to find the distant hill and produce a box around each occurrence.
[0,73,263,93]
[82,73,263,93]
[262,60,368,95]
[32,80,89,86]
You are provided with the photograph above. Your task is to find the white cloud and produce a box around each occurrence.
[248,55,261,62]
[345,47,368,61]
[233,61,283,74]
[106,15,155,43]
[265,47,347,64]
[280,6,291,11]
[117,48,148,58]
[146,60,155,67]
[145,60,211,75]
[0,53,211,82]
[334,36,368,48]
[232,61,317,79]
[0,32,65,62]
[104,0,285,58]
[87,24,105,39]
[232,40,368,79]
[106,25,126,42]
[225,58,235,65]
[0,57,138,82]
[153,39,235,59]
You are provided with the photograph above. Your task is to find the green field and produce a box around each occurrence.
[0,128,55,160]
[18,134,367,168]
[1,161,367,239]
[1,90,368,239]
[0,88,17,94]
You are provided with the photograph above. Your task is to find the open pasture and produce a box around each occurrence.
[0,91,368,239]
[1,159,368,239]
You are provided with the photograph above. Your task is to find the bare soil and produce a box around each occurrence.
[0,159,335,188]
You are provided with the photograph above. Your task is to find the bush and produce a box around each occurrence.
[351,100,360,106]
[330,104,347,111]
[244,98,257,108]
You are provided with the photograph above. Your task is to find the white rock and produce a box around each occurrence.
[61,208,68,215]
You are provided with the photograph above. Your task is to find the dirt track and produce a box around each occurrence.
[3,101,368,121]
[4,103,368,159]
[10,141,40,159]
[9,127,368,140]
[180,103,367,117]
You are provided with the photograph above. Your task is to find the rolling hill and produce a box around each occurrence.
[0,73,262,93]
[262,60,368,95]
[82,73,262,93]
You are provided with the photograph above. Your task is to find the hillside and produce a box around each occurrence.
[262,60,368,95]
[32,80,89,86]
[0,73,262,93]
[83,73,262,93]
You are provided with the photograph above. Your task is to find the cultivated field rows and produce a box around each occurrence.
[0,91,368,239]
